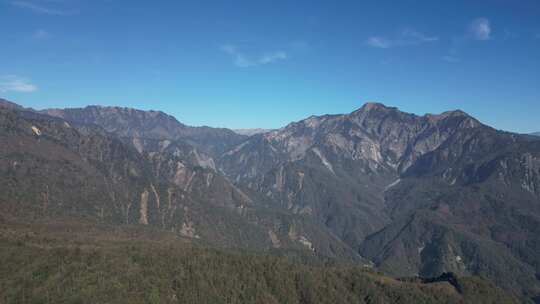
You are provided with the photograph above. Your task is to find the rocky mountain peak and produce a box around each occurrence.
[359,102,390,111]
[42,105,187,138]
[86,105,180,122]
[424,109,481,131]
[425,109,469,120]
[350,102,398,116]
[40,104,247,158]
[348,102,415,128]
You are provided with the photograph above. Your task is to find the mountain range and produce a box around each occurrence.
[1,97,539,303]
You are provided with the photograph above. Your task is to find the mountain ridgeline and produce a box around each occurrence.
[1,98,539,303]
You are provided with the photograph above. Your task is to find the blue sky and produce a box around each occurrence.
[1,0,539,132]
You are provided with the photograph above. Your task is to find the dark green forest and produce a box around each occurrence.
[0,218,518,304]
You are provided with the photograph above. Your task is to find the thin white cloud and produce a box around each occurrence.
[220,45,255,67]
[401,28,439,43]
[11,1,77,16]
[367,28,438,48]
[220,45,288,68]
[0,76,38,93]
[259,51,287,64]
[469,18,491,40]
[367,37,392,49]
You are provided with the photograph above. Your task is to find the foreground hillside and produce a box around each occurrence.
[0,218,517,304]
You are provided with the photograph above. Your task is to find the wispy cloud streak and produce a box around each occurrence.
[0,75,38,93]
[220,45,288,67]
[367,28,438,48]
[11,1,77,15]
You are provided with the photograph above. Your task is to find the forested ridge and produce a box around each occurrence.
[0,219,518,304]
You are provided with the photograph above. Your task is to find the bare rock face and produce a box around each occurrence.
[139,189,150,225]
[220,103,481,184]
[217,102,487,249]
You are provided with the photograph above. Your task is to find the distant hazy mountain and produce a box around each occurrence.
[233,128,271,136]
[531,132,540,137]
[2,98,540,302]
[41,105,247,158]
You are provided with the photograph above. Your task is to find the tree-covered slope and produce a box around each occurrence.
[0,219,518,304]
